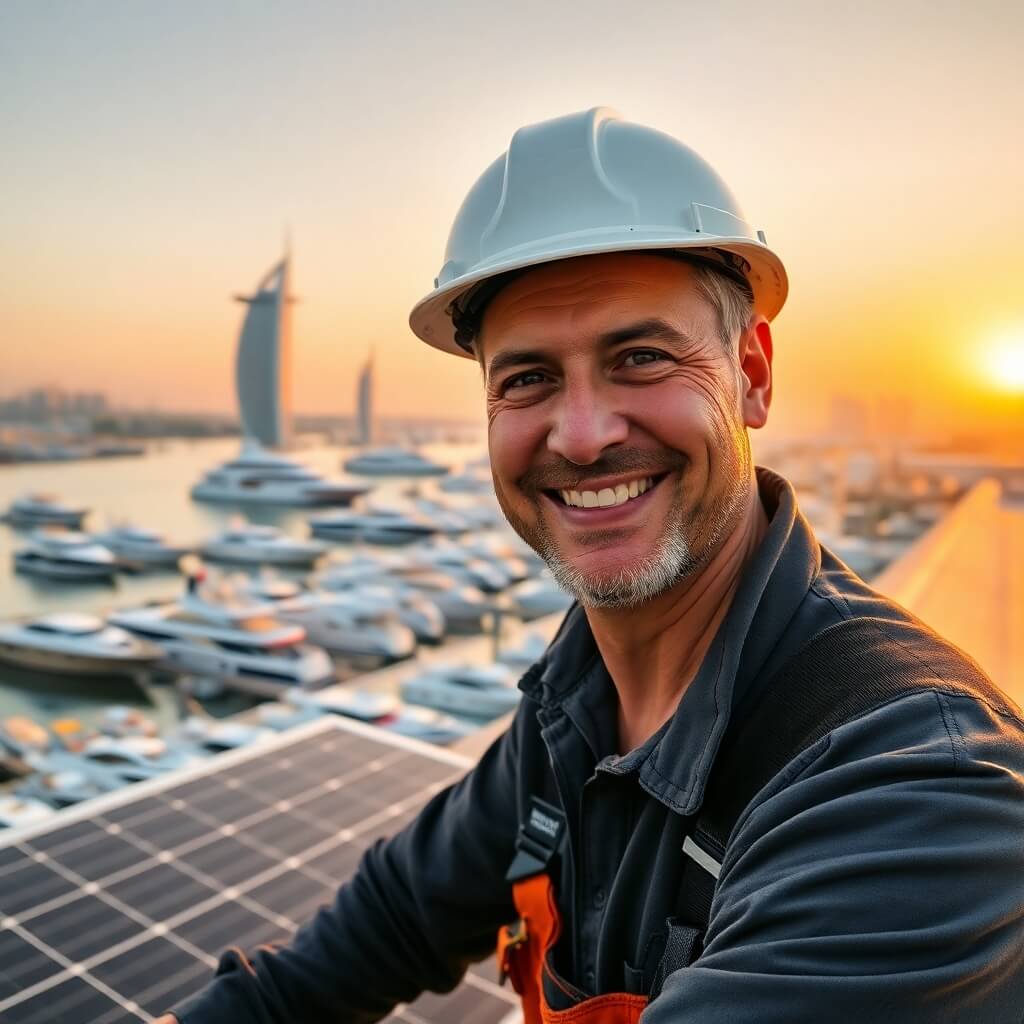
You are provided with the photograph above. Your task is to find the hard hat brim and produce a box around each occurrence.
[409,233,788,359]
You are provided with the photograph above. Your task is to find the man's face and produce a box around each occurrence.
[480,253,765,608]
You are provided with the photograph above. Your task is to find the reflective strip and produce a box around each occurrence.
[682,835,721,880]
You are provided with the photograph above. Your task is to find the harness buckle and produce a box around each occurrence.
[497,918,529,986]
[505,796,566,883]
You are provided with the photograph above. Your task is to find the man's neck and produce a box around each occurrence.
[585,479,770,754]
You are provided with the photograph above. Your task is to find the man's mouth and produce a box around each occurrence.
[545,473,667,509]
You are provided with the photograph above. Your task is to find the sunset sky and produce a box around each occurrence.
[3,1,1022,445]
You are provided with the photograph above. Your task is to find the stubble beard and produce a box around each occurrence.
[494,425,753,611]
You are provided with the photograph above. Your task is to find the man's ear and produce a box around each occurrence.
[738,316,773,429]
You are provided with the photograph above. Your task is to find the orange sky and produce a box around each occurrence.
[3,2,1022,446]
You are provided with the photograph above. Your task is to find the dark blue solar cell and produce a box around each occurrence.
[0,927,62,998]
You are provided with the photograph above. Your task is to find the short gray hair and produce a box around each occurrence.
[690,261,754,351]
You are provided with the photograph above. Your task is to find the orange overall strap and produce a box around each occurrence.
[497,874,648,1024]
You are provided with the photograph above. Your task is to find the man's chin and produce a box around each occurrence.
[541,535,696,610]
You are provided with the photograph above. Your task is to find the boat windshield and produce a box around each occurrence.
[238,616,288,633]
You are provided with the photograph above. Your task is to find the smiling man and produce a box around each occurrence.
[166,109,1024,1024]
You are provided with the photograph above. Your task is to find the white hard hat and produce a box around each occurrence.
[409,107,788,358]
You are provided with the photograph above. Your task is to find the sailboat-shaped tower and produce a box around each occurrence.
[191,246,368,507]
[234,254,294,449]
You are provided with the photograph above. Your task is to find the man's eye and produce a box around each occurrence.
[503,370,547,391]
[622,350,667,367]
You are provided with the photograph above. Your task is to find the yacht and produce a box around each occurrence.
[318,557,494,634]
[412,546,511,593]
[192,443,369,507]
[233,576,417,663]
[438,466,493,495]
[507,574,573,620]
[175,716,274,755]
[0,613,163,676]
[463,536,534,582]
[400,663,522,719]
[0,716,50,781]
[94,525,194,569]
[3,493,88,529]
[201,522,326,568]
[0,795,55,829]
[497,631,551,670]
[312,562,446,644]
[73,734,201,784]
[17,761,112,808]
[108,577,336,693]
[13,530,119,582]
[308,508,439,545]
[388,570,497,634]
[263,691,472,746]
[343,447,448,477]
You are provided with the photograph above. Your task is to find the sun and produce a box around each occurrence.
[984,327,1024,394]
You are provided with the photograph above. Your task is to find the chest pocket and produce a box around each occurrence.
[625,830,722,999]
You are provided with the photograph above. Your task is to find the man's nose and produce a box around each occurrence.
[546,382,629,466]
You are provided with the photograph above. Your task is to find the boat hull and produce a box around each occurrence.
[13,554,117,581]
[0,644,160,677]
[191,483,364,507]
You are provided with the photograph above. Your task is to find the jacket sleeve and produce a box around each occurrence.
[641,690,1024,1024]
[173,705,524,1023]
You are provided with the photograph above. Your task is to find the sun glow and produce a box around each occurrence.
[984,328,1024,394]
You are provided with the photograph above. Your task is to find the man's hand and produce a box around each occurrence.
[154,1016,178,1023]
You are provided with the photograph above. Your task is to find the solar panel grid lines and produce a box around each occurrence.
[0,717,521,1023]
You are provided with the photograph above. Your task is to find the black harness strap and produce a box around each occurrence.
[651,614,1011,998]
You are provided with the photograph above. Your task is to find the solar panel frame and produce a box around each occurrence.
[0,716,521,1023]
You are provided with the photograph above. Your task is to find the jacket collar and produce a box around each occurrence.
[519,467,821,815]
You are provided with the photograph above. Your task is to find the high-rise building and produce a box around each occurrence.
[234,250,294,448]
[356,354,374,445]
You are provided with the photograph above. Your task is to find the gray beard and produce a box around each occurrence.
[494,417,754,610]
[535,468,749,608]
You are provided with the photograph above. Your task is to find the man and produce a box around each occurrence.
[164,109,1024,1023]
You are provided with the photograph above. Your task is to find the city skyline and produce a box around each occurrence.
[3,2,1023,446]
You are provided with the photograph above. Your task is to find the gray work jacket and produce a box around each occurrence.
[178,468,1024,1023]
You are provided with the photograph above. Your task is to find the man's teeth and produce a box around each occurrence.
[559,476,654,508]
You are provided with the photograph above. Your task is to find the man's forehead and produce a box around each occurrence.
[479,253,709,361]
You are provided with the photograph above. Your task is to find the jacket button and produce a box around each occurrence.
[593,887,606,908]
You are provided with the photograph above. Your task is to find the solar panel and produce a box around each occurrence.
[0,717,521,1023]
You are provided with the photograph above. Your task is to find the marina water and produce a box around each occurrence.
[0,437,485,732]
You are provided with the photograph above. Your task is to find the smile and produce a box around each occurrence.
[552,474,663,509]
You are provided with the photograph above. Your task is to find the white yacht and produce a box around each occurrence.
[438,466,493,495]
[192,443,369,507]
[308,508,439,545]
[13,530,119,582]
[412,544,511,593]
[74,734,202,784]
[263,691,472,746]
[0,795,55,829]
[94,525,194,568]
[3,493,88,529]
[108,577,335,694]
[0,613,163,676]
[343,447,448,477]
[234,576,417,663]
[318,556,493,634]
[17,762,112,808]
[507,574,573,620]
[401,663,522,719]
[497,631,551,670]
[201,522,326,568]
[175,716,274,755]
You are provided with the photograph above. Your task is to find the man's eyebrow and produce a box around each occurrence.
[485,319,694,381]
[597,318,694,348]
